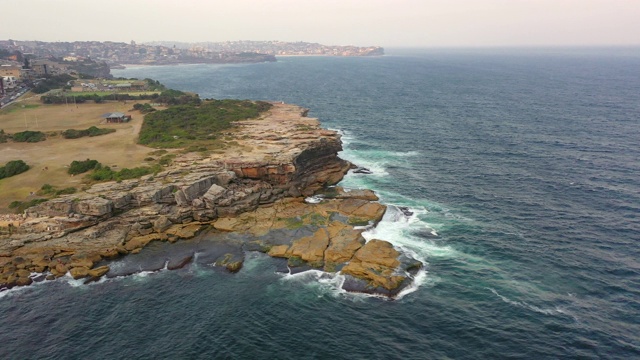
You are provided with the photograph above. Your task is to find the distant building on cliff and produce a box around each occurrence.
[101,112,132,123]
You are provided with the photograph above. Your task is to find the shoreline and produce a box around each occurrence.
[114,54,386,69]
[0,102,422,298]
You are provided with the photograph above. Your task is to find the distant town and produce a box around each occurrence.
[0,39,384,107]
[146,40,385,57]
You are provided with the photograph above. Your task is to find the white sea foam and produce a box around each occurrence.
[279,270,347,298]
[0,279,49,299]
[361,207,457,260]
[59,272,89,287]
[488,287,570,317]
[275,199,454,300]
[309,130,465,298]
[304,195,324,204]
[131,270,161,280]
[394,269,428,300]
[333,128,420,180]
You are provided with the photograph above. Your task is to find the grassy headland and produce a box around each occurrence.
[0,79,273,213]
[138,99,272,148]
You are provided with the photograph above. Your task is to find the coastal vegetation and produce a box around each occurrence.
[7,184,76,213]
[0,160,30,180]
[88,164,161,182]
[12,130,46,143]
[8,198,48,213]
[38,184,77,196]
[40,88,199,105]
[68,159,101,175]
[132,103,156,113]
[32,74,75,94]
[138,99,272,148]
[0,78,268,211]
[61,126,115,139]
[67,159,160,181]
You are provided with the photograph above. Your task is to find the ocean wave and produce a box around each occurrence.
[361,205,457,260]
[0,276,49,299]
[487,287,571,317]
[278,269,429,302]
[332,128,421,180]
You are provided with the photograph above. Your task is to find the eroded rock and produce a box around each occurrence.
[0,103,421,297]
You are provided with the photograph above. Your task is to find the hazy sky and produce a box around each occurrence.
[4,0,640,47]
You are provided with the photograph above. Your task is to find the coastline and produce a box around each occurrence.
[0,103,422,298]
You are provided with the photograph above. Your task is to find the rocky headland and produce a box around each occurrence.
[0,103,421,297]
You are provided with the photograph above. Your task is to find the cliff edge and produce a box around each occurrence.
[0,103,421,297]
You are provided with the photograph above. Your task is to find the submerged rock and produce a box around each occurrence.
[398,206,414,217]
[353,167,373,174]
[167,255,193,270]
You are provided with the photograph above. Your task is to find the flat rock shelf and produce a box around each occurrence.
[0,103,421,297]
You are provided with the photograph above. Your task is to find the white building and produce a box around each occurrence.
[1,76,17,89]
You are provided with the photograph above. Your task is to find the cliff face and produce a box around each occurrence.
[0,103,420,297]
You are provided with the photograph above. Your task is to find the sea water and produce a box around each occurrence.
[1,48,639,359]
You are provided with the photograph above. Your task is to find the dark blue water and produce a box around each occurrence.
[2,48,639,359]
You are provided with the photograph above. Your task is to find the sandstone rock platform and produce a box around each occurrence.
[0,103,422,298]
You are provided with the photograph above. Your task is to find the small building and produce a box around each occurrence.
[101,112,132,123]
[2,76,17,89]
[115,83,132,90]
[131,80,147,90]
[0,65,21,79]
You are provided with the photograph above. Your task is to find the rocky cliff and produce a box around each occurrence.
[0,103,421,297]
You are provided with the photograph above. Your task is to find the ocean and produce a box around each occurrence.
[1,48,639,359]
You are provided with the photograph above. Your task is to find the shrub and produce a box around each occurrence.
[12,131,46,143]
[89,166,115,181]
[61,129,82,139]
[132,103,156,113]
[148,150,168,156]
[62,126,115,139]
[0,160,30,179]
[55,187,77,195]
[158,154,176,166]
[38,183,76,196]
[40,183,55,195]
[87,164,161,182]
[68,159,101,175]
[32,74,74,94]
[8,198,47,213]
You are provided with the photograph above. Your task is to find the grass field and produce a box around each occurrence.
[0,97,165,213]
[63,91,161,97]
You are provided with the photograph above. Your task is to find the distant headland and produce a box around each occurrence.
[0,39,384,73]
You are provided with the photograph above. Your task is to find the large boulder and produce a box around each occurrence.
[88,266,110,278]
[153,216,173,233]
[341,239,406,292]
[202,184,226,209]
[73,197,114,217]
[70,266,90,279]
